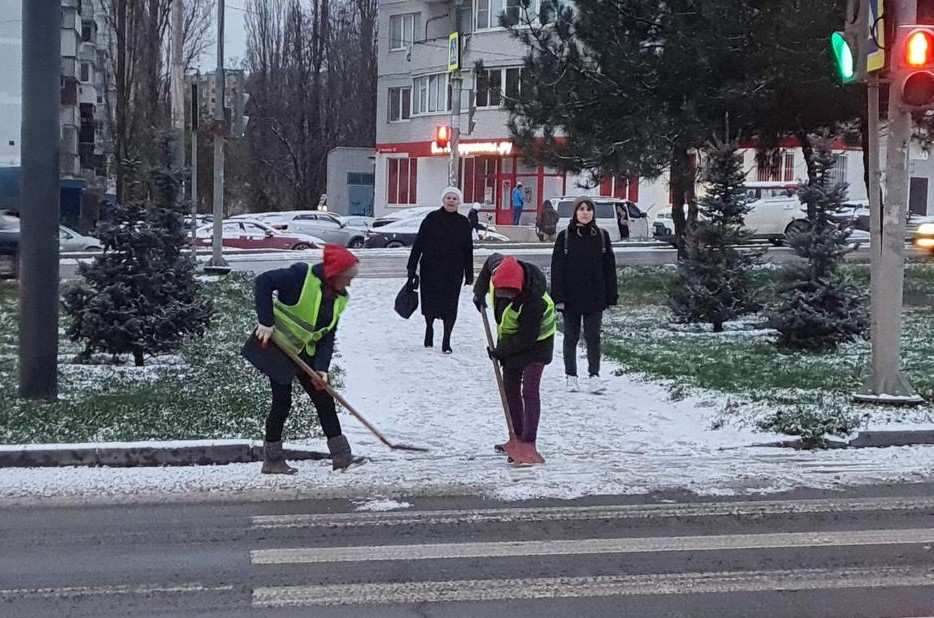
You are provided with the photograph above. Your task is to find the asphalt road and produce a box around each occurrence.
[2,483,934,617]
[56,242,926,280]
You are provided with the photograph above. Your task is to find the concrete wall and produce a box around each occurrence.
[0,0,21,168]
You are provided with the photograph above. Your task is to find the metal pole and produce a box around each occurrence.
[867,77,883,386]
[190,80,199,256]
[18,0,61,399]
[207,0,229,272]
[857,0,922,403]
[171,0,185,173]
[449,74,462,188]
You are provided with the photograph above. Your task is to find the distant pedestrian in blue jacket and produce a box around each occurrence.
[511,182,524,225]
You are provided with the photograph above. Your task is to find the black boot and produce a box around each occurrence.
[261,441,297,475]
[424,321,434,348]
[327,435,354,471]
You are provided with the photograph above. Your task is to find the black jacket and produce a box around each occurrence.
[243,263,343,382]
[407,208,474,319]
[473,254,554,369]
[551,224,618,314]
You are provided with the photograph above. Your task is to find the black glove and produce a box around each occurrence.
[486,346,500,361]
[407,273,419,290]
[473,295,487,312]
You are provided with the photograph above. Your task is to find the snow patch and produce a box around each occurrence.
[353,498,413,512]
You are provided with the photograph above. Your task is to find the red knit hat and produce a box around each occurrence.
[323,244,360,280]
[492,256,524,296]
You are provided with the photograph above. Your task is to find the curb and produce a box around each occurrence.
[0,440,331,468]
[848,430,934,448]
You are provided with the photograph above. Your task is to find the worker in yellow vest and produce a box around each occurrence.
[473,254,556,465]
[243,244,360,474]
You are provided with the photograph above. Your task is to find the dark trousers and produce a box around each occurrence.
[266,375,342,443]
[425,315,456,350]
[563,310,603,377]
[503,362,545,442]
[512,207,522,225]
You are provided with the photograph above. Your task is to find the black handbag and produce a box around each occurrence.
[394,278,419,319]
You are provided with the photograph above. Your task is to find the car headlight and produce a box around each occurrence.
[917,223,934,235]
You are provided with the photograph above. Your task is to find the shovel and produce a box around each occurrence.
[481,308,516,446]
[271,333,430,453]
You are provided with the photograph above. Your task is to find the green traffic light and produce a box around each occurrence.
[831,32,856,83]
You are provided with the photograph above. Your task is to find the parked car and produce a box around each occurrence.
[195,220,324,251]
[236,211,367,248]
[0,213,18,278]
[363,217,422,248]
[371,206,438,228]
[59,225,102,252]
[476,222,509,242]
[340,215,375,232]
[912,218,934,252]
[548,196,652,241]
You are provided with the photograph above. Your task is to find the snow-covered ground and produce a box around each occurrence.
[2,278,933,506]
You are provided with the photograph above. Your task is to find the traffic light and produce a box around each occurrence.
[895,26,934,110]
[434,125,451,150]
[831,0,886,84]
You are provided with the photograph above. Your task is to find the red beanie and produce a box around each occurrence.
[492,256,524,294]
[323,244,359,280]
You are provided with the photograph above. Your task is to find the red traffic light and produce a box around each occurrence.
[906,30,934,67]
[434,126,451,149]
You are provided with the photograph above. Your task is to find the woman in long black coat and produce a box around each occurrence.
[407,186,474,354]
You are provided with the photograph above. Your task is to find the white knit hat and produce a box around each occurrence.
[441,186,463,203]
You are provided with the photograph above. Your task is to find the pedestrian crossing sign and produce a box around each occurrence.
[448,32,460,73]
[866,0,885,73]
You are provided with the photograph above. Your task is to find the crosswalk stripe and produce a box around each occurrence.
[251,496,934,529]
[251,565,934,608]
[0,583,236,600]
[251,527,934,565]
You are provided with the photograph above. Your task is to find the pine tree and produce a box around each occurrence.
[63,134,214,366]
[768,139,867,351]
[669,141,760,332]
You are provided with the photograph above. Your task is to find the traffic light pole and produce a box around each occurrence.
[856,0,923,403]
[449,73,462,188]
[206,0,229,274]
[18,1,60,399]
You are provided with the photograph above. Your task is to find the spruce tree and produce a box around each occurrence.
[63,134,213,366]
[768,139,867,351]
[669,140,759,332]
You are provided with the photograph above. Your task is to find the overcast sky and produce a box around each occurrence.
[202,2,248,70]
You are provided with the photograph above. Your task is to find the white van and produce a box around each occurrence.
[546,196,651,241]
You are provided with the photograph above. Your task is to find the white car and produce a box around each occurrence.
[740,181,808,243]
[231,211,367,248]
[546,196,651,241]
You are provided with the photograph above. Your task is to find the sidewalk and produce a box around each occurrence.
[1,278,933,506]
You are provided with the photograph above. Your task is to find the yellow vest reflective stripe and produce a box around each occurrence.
[273,269,348,356]
[490,281,556,342]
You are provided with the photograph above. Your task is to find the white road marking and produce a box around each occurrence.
[251,565,934,607]
[0,582,236,600]
[251,527,934,565]
[251,495,934,529]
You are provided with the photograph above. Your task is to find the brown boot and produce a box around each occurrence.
[327,435,354,471]
[261,441,297,475]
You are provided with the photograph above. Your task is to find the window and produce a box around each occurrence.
[413,74,450,115]
[389,13,417,51]
[463,157,497,203]
[783,153,795,181]
[476,67,522,107]
[477,0,539,30]
[81,21,93,42]
[388,86,412,122]
[828,154,847,186]
[79,63,90,83]
[388,159,418,205]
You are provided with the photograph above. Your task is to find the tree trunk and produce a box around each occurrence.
[133,348,145,367]
[797,131,817,221]
[669,145,692,259]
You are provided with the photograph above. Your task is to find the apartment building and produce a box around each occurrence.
[374,0,874,224]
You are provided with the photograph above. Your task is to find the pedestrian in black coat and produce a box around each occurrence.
[407,186,474,354]
[550,197,618,394]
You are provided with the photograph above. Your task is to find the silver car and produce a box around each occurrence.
[59,225,102,252]
[238,211,368,248]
